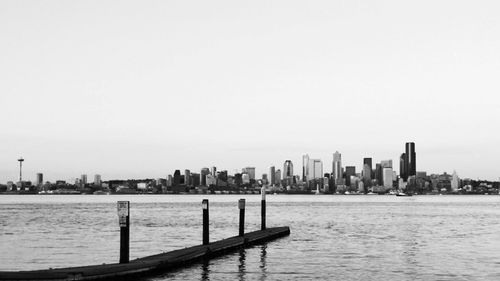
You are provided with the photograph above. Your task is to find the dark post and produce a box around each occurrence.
[261,187,266,230]
[239,199,245,236]
[117,201,130,264]
[202,199,209,245]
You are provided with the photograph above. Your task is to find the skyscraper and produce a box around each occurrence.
[405,142,416,179]
[36,173,43,186]
[184,170,191,186]
[363,158,372,181]
[94,174,102,186]
[332,151,342,186]
[242,167,256,180]
[269,166,276,185]
[400,153,407,181]
[275,169,282,186]
[283,160,293,178]
[345,166,356,186]
[310,159,323,180]
[81,174,87,185]
[302,154,310,182]
[200,168,210,186]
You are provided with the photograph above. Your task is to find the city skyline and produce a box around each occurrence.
[1,1,499,183]
[2,142,497,184]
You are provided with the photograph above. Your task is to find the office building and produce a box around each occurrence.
[405,142,416,180]
[302,154,310,182]
[269,166,276,185]
[275,169,282,186]
[283,160,293,178]
[184,170,191,186]
[242,167,256,180]
[36,173,43,186]
[81,174,87,186]
[200,168,210,186]
[383,168,393,188]
[400,153,407,181]
[332,151,342,185]
[345,166,356,186]
[94,174,102,186]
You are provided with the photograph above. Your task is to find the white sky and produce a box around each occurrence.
[1,0,499,183]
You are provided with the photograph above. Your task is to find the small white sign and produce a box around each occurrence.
[117,201,129,227]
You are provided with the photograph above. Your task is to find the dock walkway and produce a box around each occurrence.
[0,226,290,281]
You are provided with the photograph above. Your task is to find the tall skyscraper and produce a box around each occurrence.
[184,170,191,186]
[310,159,323,180]
[200,168,210,186]
[400,153,407,181]
[275,169,282,186]
[332,151,342,185]
[345,166,356,186]
[405,142,416,179]
[302,154,310,182]
[362,158,372,181]
[211,166,217,176]
[283,160,293,178]
[269,166,276,185]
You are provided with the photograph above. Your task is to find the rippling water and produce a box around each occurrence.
[1,195,500,280]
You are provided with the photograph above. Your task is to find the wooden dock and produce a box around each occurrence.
[0,226,290,281]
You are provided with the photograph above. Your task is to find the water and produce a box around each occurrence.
[1,195,500,280]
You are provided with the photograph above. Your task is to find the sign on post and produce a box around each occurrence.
[117,201,130,227]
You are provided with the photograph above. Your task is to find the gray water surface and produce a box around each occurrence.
[1,195,499,280]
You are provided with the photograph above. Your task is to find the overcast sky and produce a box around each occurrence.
[1,0,499,183]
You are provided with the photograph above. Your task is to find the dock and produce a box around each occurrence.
[0,226,290,281]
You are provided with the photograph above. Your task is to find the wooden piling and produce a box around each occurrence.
[117,201,130,264]
[238,199,245,237]
[202,199,209,245]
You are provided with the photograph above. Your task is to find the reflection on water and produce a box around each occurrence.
[260,245,267,281]
[238,248,246,281]
[201,259,209,281]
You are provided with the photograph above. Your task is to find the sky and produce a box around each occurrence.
[1,0,499,183]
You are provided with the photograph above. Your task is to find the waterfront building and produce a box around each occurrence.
[242,173,250,184]
[383,168,393,188]
[275,169,282,186]
[262,173,268,184]
[345,166,356,186]
[94,174,102,186]
[269,166,276,185]
[173,170,181,186]
[400,153,407,181]
[81,174,87,185]
[184,170,191,186]
[309,159,323,180]
[167,175,173,187]
[206,174,217,186]
[283,160,293,179]
[375,164,382,185]
[362,158,372,187]
[332,151,342,186]
[405,142,416,180]
[302,154,310,182]
[200,168,210,186]
[242,167,256,180]
[211,166,217,176]
[36,173,43,186]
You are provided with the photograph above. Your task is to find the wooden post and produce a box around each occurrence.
[117,201,130,264]
[238,199,245,236]
[261,187,266,230]
[202,199,209,245]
